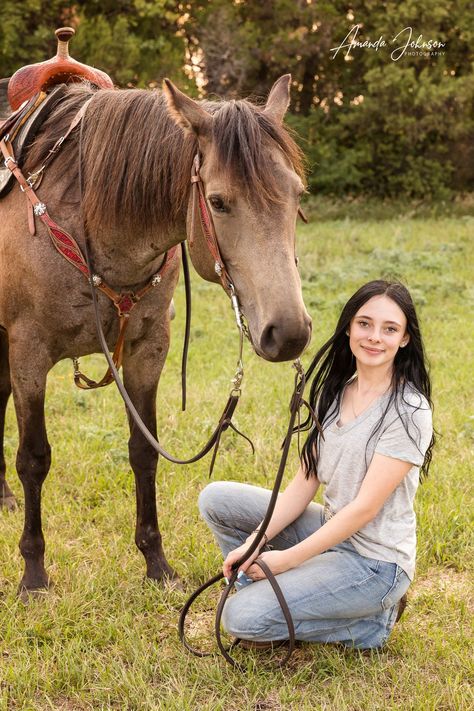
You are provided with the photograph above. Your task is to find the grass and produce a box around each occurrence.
[1,207,473,710]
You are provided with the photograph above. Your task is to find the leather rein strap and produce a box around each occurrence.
[74,104,253,470]
[2,95,309,665]
[179,361,306,669]
[0,94,250,470]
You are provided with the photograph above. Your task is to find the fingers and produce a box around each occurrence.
[222,545,262,580]
[246,563,266,581]
[223,560,234,579]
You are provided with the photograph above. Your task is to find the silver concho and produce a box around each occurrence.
[33,202,47,216]
[215,261,223,276]
[91,274,102,287]
[151,274,162,286]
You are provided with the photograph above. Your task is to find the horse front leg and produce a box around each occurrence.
[0,329,17,510]
[123,347,178,584]
[9,333,52,593]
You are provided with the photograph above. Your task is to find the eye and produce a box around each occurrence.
[385,326,398,333]
[358,320,369,327]
[208,195,229,213]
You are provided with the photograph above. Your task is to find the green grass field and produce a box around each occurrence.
[1,207,473,710]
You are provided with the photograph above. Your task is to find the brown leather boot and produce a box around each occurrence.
[237,639,288,650]
[395,593,408,623]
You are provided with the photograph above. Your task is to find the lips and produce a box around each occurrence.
[361,345,385,354]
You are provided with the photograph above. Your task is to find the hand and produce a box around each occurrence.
[222,534,263,580]
[246,549,293,581]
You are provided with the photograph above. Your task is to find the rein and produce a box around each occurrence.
[179,361,306,669]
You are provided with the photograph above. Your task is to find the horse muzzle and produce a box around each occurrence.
[252,315,312,362]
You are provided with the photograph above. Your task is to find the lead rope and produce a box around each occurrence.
[77,104,253,471]
[76,107,308,666]
[179,360,306,669]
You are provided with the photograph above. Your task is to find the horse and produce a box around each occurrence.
[0,74,312,593]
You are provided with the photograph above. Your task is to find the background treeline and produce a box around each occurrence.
[1,0,472,199]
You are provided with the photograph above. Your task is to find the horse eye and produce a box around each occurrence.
[208,195,228,213]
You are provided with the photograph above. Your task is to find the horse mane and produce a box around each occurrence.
[25,83,306,233]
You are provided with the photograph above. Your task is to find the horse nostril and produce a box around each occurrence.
[260,324,279,359]
[259,321,310,362]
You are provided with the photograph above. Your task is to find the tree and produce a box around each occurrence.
[0,0,191,90]
[1,1,472,197]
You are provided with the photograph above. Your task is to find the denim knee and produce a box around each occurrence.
[221,592,268,639]
[198,481,228,522]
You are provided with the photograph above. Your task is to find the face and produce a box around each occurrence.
[165,75,312,363]
[193,143,311,362]
[348,295,409,370]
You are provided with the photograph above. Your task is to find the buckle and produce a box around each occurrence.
[4,155,17,168]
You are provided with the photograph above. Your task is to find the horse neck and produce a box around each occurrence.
[76,93,197,283]
[80,88,195,264]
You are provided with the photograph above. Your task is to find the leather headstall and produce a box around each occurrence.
[189,152,249,338]
[190,153,233,292]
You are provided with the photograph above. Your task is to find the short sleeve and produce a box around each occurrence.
[375,401,433,466]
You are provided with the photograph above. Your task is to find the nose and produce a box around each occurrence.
[259,316,312,362]
[368,330,382,343]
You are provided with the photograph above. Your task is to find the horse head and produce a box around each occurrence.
[163,76,312,362]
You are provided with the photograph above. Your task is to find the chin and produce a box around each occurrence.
[357,352,387,366]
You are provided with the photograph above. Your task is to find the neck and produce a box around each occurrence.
[353,362,393,394]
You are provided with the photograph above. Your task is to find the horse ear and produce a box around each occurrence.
[163,79,212,136]
[263,74,291,124]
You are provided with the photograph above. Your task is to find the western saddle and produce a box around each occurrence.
[0,27,113,198]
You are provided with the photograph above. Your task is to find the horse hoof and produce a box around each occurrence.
[0,495,17,512]
[18,586,50,603]
[18,577,51,602]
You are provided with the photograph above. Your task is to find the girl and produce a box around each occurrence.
[199,280,434,649]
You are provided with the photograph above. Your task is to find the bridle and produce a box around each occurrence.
[1,93,314,668]
[180,146,312,670]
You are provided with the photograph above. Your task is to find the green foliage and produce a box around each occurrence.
[287,2,474,198]
[0,0,192,90]
[0,1,473,197]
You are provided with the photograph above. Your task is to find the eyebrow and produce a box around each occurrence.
[356,315,402,327]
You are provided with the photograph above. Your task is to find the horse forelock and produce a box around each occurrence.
[205,99,306,209]
[24,85,306,233]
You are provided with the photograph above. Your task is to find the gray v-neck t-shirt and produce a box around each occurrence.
[316,383,433,579]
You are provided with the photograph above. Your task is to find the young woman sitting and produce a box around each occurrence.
[199,279,434,650]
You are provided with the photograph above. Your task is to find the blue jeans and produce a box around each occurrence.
[199,481,411,649]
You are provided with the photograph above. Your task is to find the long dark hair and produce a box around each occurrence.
[301,280,435,479]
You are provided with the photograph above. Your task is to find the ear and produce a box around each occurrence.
[400,334,410,347]
[263,74,291,124]
[163,78,212,136]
